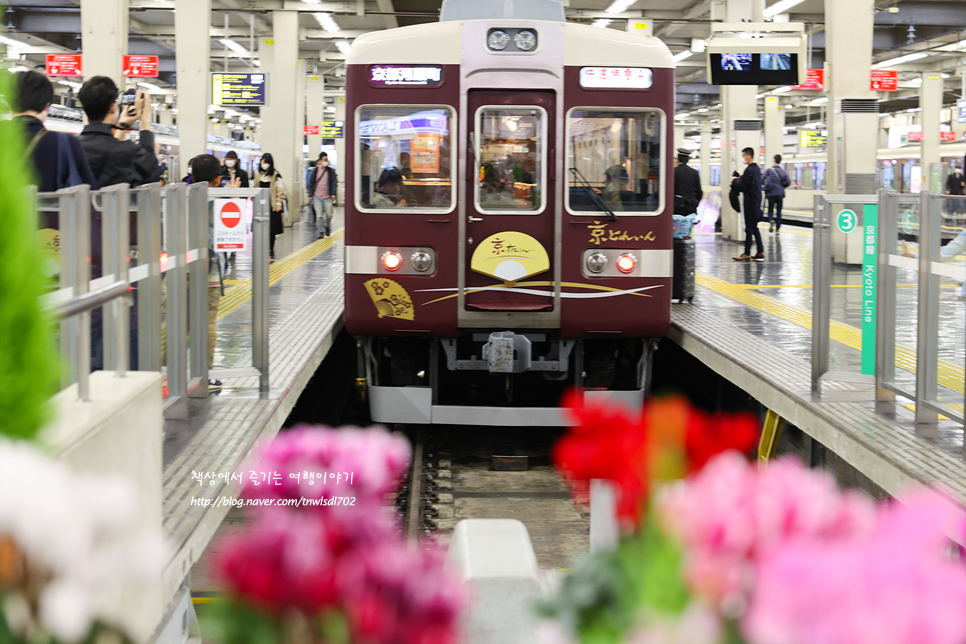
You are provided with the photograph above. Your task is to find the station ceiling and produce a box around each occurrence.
[4,0,966,128]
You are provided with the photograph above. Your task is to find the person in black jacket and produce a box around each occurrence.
[77,76,160,188]
[221,150,250,187]
[732,147,764,261]
[673,148,703,215]
[13,71,97,192]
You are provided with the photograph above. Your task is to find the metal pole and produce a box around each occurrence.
[253,189,271,393]
[811,193,831,394]
[164,184,189,418]
[188,183,209,397]
[62,186,92,400]
[100,185,131,376]
[915,191,940,425]
[875,190,899,400]
[137,184,163,372]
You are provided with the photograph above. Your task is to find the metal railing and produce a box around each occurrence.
[38,183,272,410]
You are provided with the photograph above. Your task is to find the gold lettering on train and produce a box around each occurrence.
[587,221,655,245]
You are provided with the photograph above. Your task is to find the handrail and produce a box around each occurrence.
[54,281,130,320]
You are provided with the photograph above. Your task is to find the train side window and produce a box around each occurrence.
[356,106,455,213]
[475,107,546,214]
[566,109,664,215]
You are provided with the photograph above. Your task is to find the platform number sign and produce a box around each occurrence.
[214,199,248,251]
[836,209,857,234]
[901,209,916,235]
[860,204,878,376]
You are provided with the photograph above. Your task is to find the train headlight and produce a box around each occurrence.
[514,30,537,52]
[616,253,637,274]
[487,30,510,51]
[586,253,608,274]
[382,251,403,271]
[411,251,433,272]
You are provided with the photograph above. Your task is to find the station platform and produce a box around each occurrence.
[673,221,966,505]
[160,212,345,601]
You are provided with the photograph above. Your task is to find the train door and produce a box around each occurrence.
[464,91,556,313]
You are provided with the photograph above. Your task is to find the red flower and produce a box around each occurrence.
[685,408,759,473]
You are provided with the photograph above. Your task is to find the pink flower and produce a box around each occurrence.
[743,492,966,644]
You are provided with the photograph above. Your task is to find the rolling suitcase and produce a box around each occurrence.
[672,237,695,303]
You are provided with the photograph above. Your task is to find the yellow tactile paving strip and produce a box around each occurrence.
[695,272,965,395]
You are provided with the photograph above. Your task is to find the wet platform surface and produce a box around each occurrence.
[160,209,345,597]
[671,219,966,505]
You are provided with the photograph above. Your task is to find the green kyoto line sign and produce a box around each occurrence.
[860,204,878,375]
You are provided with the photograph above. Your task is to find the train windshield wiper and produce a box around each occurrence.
[569,167,617,222]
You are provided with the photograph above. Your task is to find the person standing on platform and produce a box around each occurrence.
[763,154,791,233]
[732,147,764,262]
[221,151,249,188]
[673,148,702,216]
[946,165,965,218]
[12,71,97,192]
[77,77,159,188]
[307,152,338,238]
[254,153,286,262]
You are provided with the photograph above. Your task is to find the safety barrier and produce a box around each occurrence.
[38,183,272,413]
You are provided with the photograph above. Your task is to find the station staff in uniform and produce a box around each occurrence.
[673,148,702,216]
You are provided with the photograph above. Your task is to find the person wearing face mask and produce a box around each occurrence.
[77,76,159,188]
[373,168,407,208]
[221,150,250,188]
[307,152,338,238]
[254,153,286,261]
[182,156,196,184]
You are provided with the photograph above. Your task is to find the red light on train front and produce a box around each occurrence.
[382,251,403,271]
[616,253,637,274]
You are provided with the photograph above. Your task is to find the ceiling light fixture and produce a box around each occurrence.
[313,12,340,32]
[677,112,692,118]
[772,86,792,93]
[593,19,612,28]
[219,39,249,56]
[763,0,806,18]
[871,52,928,69]
[137,82,161,92]
[605,0,637,13]
[335,41,351,55]
[672,51,693,62]
[0,35,25,49]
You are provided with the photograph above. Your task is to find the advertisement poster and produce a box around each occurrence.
[46,55,82,77]
[792,68,824,91]
[123,55,159,78]
[870,70,898,92]
[411,133,441,174]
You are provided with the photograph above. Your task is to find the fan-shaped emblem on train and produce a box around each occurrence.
[470,232,550,286]
[363,279,415,320]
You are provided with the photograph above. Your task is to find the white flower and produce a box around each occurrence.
[39,580,92,644]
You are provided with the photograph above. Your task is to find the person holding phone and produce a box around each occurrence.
[78,77,160,188]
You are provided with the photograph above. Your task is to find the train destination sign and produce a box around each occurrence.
[579,67,653,89]
[46,54,82,77]
[123,55,159,78]
[212,73,267,107]
[370,65,443,87]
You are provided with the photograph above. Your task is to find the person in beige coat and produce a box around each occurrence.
[254,152,286,261]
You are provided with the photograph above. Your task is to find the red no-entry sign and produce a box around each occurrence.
[214,199,248,250]
[220,201,242,228]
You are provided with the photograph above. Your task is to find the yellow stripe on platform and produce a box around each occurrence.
[695,272,966,395]
[217,229,345,319]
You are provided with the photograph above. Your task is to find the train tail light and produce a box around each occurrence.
[382,251,404,271]
[616,253,637,274]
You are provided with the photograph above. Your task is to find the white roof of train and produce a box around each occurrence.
[347,20,674,69]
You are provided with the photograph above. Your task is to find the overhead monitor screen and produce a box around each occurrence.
[710,53,799,86]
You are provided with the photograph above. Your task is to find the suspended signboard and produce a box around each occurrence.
[123,55,159,78]
[800,130,828,148]
[46,54,82,77]
[321,121,345,138]
[212,73,268,107]
[792,68,824,91]
[958,98,966,124]
[870,70,898,92]
[304,125,320,136]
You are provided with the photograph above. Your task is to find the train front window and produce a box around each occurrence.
[567,109,663,214]
[356,106,454,212]
[475,107,546,214]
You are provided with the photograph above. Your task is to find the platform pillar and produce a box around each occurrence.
[306,73,324,160]
[334,94,347,203]
[674,124,686,153]
[825,0,877,195]
[720,0,760,244]
[764,95,785,165]
[174,0,212,174]
[81,0,128,84]
[920,72,944,189]
[292,59,308,220]
[260,11,300,225]
[700,122,712,193]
